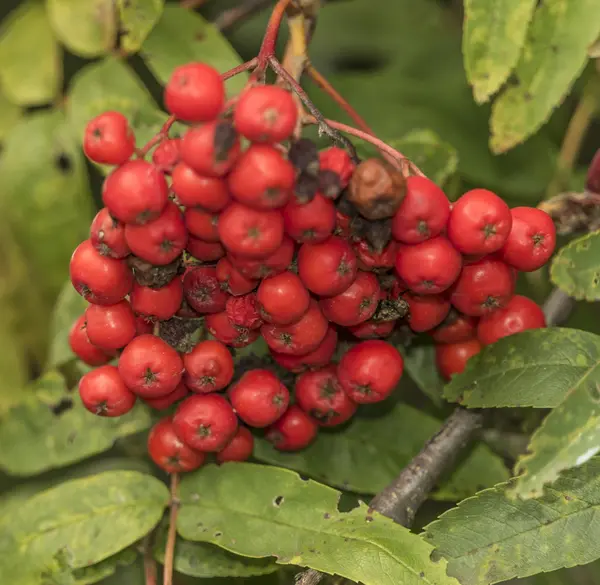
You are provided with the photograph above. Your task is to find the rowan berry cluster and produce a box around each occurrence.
[68,60,556,474]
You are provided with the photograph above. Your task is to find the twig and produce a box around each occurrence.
[163,473,180,585]
[143,533,158,585]
[545,86,597,200]
[221,58,258,80]
[215,0,274,31]
[180,0,209,9]
[255,0,294,74]
[268,57,359,160]
[296,286,575,585]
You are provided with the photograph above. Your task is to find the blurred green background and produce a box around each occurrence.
[0,1,598,583]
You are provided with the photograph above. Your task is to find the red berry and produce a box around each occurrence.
[266,405,318,451]
[79,365,136,417]
[125,202,188,266]
[180,121,241,177]
[430,311,478,344]
[70,240,133,305]
[586,148,600,193]
[173,394,238,452]
[90,208,130,259]
[270,325,338,373]
[353,240,398,271]
[228,236,294,279]
[68,315,112,366]
[205,311,259,347]
[477,294,546,346]
[135,315,155,336]
[447,189,512,255]
[335,209,352,238]
[229,369,290,427]
[295,365,357,427]
[183,266,228,314]
[171,163,231,211]
[226,294,263,329]
[261,299,328,355]
[118,334,183,398]
[145,383,189,410]
[435,339,482,380]
[148,417,205,473]
[283,193,336,243]
[85,300,137,351]
[298,236,358,297]
[499,207,556,272]
[102,160,168,225]
[402,292,450,333]
[218,203,284,259]
[256,271,310,325]
[130,278,183,321]
[216,257,258,296]
[152,138,181,174]
[184,208,220,242]
[319,147,355,191]
[187,238,225,262]
[165,63,224,122]
[228,145,295,210]
[234,85,297,143]
[450,257,515,316]
[183,340,234,393]
[337,340,403,403]
[392,176,450,244]
[320,271,380,326]
[216,426,254,463]
[83,111,135,166]
[395,236,462,295]
[348,319,395,339]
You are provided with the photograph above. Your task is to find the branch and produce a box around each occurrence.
[163,473,180,585]
[215,0,274,31]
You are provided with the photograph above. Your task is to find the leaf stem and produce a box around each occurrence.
[163,473,180,585]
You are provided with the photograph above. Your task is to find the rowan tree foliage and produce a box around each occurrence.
[0,1,600,585]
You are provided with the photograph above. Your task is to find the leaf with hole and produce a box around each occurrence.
[178,463,460,585]
[0,371,153,476]
[254,402,508,500]
[0,0,61,106]
[423,457,600,585]
[462,0,537,103]
[117,0,165,53]
[47,0,116,57]
[153,524,278,578]
[0,471,168,585]
[551,231,600,301]
[444,328,600,408]
[490,0,600,152]
[140,4,246,96]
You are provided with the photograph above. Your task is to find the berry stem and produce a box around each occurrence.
[256,0,294,73]
[163,473,180,585]
[306,63,374,136]
[136,116,177,158]
[268,56,359,160]
[221,58,259,80]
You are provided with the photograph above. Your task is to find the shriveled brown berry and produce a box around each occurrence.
[348,158,406,220]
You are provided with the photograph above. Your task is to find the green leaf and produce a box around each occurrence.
[254,403,507,500]
[0,1,61,106]
[67,57,170,160]
[423,457,600,585]
[47,0,116,57]
[388,130,459,186]
[117,0,164,53]
[443,328,600,408]
[154,526,278,578]
[0,471,168,585]
[0,87,23,140]
[140,4,246,96]
[490,0,600,153]
[0,371,153,476]
[462,0,537,103]
[401,344,445,407]
[551,230,600,301]
[47,281,89,369]
[72,548,137,585]
[511,374,600,499]
[0,110,94,360]
[178,463,460,585]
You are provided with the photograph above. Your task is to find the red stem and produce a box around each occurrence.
[255,0,293,73]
